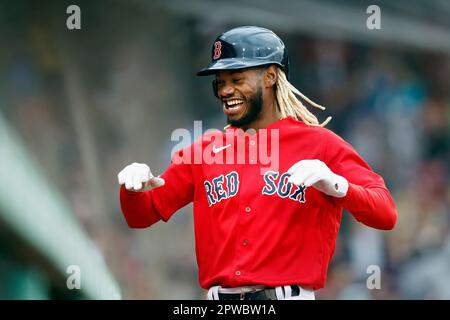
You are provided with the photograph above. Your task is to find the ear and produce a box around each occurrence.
[263,65,278,88]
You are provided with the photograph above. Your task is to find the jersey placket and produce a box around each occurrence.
[232,133,259,283]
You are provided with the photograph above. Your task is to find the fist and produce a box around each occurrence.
[117,162,165,192]
[287,159,348,198]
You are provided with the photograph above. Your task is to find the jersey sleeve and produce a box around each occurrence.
[119,147,195,228]
[323,130,398,230]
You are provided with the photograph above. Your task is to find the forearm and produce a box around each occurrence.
[119,186,162,228]
[334,183,398,230]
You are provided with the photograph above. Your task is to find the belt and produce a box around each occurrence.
[217,285,301,300]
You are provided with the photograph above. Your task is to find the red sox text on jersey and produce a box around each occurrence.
[204,171,306,207]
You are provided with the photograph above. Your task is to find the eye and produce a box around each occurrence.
[216,80,225,88]
[233,78,243,84]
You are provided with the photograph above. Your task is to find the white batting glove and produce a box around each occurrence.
[287,159,348,198]
[117,162,165,192]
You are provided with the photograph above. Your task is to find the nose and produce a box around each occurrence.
[218,82,235,99]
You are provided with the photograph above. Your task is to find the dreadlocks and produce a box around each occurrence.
[275,68,331,127]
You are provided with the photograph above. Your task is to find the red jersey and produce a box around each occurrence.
[119,117,397,290]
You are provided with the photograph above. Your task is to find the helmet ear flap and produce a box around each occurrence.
[212,79,219,99]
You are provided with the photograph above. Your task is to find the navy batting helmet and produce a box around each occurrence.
[197,26,289,78]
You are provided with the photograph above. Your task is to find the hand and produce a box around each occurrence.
[287,159,348,198]
[117,162,165,192]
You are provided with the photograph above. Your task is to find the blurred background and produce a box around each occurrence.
[0,0,449,299]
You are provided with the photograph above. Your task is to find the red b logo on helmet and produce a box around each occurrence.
[213,41,222,60]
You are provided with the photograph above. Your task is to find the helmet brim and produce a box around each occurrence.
[197,58,278,76]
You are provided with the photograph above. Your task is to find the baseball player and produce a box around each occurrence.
[117,26,397,300]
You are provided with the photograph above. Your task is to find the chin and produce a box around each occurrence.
[227,112,247,126]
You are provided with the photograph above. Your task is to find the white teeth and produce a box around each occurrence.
[226,99,243,106]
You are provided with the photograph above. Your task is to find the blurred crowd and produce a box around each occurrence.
[305,40,450,299]
[0,2,449,300]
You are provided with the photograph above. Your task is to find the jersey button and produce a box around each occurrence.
[243,239,249,246]
[250,140,256,146]
[235,270,241,276]
[245,207,251,213]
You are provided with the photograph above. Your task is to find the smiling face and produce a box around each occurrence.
[215,68,266,128]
